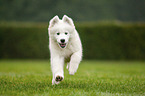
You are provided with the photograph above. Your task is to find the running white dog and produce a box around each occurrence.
[48,15,82,85]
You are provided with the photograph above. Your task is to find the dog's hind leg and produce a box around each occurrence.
[66,63,70,70]
[69,51,82,75]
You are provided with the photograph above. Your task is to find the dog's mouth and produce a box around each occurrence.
[59,43,67,48]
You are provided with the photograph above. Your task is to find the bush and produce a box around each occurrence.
[0,23,49,59]
[0,22,145,60]
[77,23,145,60]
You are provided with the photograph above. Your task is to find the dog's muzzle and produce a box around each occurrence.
[58,39,66,48]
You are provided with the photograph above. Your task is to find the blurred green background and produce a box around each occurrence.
[0,0,145,22]
[0,0,145,60]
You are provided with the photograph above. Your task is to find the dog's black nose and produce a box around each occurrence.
[60,39,65,43]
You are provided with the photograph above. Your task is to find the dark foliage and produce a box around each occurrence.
[0,23,145,60]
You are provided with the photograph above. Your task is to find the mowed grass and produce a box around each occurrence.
[0,60,145,96]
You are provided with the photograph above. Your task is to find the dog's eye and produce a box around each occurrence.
[57,32,60,35]
[65,32,68,35]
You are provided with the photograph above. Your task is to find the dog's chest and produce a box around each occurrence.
[60,48,73,58]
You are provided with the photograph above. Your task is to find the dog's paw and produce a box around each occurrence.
[69,70,76,75]
[69,66,78,75]
[52,75,63,85]
[55,75,63,82]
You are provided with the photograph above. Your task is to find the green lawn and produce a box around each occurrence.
[0,60,145,96]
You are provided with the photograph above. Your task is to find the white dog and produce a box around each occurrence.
[48,15,82,85]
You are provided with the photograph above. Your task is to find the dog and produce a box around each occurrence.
[48,15,82,85]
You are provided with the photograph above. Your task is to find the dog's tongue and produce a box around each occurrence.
[59,43,66,48]
[61,44,66,47]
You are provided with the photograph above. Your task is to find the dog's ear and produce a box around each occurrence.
[49,15,59,28]
[62,15,75,28]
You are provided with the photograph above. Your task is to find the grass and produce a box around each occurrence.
[0,60,145,96]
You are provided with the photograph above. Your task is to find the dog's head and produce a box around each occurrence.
[48,15,75,48]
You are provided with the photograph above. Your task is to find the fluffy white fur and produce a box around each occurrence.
[48,15,82,85]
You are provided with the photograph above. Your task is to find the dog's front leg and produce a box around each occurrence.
[51,56,64,85]
[69,51,82,75]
